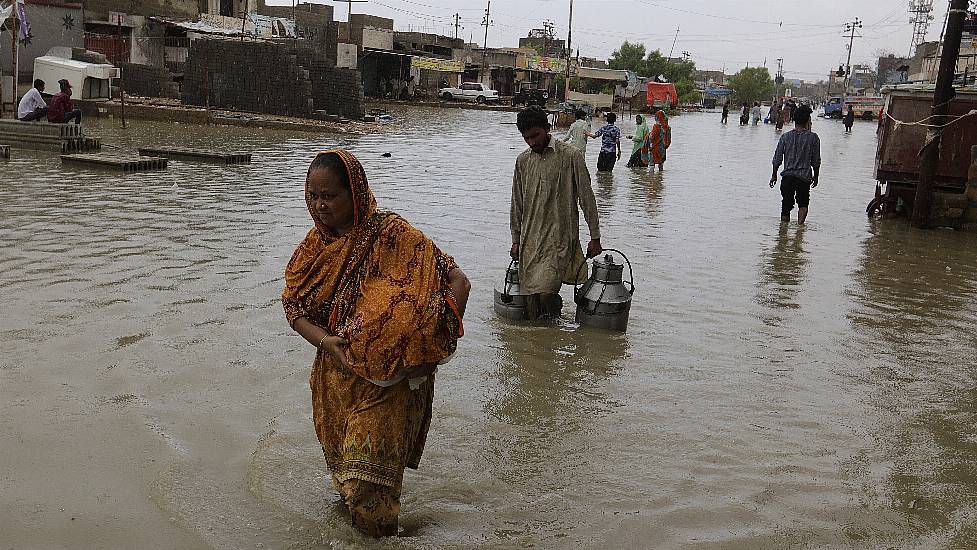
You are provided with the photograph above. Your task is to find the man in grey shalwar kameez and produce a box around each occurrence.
[511,107,603,319]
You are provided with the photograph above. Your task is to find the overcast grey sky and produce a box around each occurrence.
[281,0,956,81]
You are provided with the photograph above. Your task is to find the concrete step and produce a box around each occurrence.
[61,153,168,172]
[137,146,251,165]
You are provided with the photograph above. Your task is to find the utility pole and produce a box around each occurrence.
[668,26,680,59]
[117,14,126,128]
[564,0,573,101]
[480,1,491,85]
[453,13,461,40]
[775,57,784,101]
[912,0,970,228]
[842,18,862,97]
[12,1,20,109]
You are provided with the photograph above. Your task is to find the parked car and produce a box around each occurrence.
[824,95,884,120]
[438,82,500,104]
[512,83,549,106]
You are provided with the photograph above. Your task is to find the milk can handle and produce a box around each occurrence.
[503,259,516,298]
[573,248,636,297]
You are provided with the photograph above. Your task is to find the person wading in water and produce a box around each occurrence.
[283,150,471,537]
[770,105,821,225]
[511,107,603,319]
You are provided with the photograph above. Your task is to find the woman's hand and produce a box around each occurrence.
[320,335,351,369]
[402,363,437,379]
[292,317,350,368]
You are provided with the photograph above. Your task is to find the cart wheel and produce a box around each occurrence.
[867,196,887,218]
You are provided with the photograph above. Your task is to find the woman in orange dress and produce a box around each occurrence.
[282,149,470,537]
[649,109,671,171]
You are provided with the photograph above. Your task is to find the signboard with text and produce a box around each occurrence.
[411,56,465,73]
[526,55,567,73]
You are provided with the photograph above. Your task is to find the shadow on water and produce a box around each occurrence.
[848,221,977,547]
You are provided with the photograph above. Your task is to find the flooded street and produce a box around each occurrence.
[2,108,976,549]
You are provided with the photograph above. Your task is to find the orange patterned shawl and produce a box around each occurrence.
[282,149,462,382]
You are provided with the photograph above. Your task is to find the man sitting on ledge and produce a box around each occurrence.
[47,79,82,125]
[17,79,48,122]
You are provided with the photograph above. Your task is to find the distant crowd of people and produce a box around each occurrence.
[560,108,672,173]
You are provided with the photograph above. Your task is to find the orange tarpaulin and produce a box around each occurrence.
[646,82,678,108]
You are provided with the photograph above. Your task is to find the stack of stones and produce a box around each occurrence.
[0,120,100,153]
[182,38,363,120]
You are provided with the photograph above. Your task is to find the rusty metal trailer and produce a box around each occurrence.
[869,85,977,217]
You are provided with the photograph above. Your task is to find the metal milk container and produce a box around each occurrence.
[494,260,531,321]
[574,251,635,332]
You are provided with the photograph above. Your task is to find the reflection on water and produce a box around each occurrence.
[755,224,809,321]
[848,223,977,548]
[2,109,976,549]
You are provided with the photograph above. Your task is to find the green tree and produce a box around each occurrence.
[645,49,695,82]
[674,79,699,104]
[728,67,774,104]
[608,41,648,74]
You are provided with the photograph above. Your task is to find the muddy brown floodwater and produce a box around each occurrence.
[2,108,976,549]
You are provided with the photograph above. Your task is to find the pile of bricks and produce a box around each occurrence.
[122,63,180,99]
[295,48,364,120]
[182,38,363,120]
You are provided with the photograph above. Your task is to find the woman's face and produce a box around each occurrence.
[307,168,355,234]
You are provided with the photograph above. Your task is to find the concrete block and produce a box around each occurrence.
[947,208,965,219]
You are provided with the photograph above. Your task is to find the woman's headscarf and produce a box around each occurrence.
[283,149,462,382]
[634,115,649,139]
[306,149,377,241]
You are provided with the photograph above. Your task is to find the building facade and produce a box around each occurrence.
[0,0,84,81]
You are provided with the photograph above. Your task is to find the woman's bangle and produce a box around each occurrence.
[317,333,330,349]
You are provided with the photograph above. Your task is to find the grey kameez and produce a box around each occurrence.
[510,137,601,295]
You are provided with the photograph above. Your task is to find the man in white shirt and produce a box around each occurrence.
[17,79,48,122]
[563,109,595,154]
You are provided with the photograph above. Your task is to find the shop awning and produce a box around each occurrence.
[576,67,628,81]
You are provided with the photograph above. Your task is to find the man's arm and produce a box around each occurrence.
[572,150,602,257]
[770,136,785,187]
[510,160,523,260]
[811,135,821,187]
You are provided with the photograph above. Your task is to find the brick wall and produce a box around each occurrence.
[83,0,200,24]
[255,6,339,62]
[182,38,363,119]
